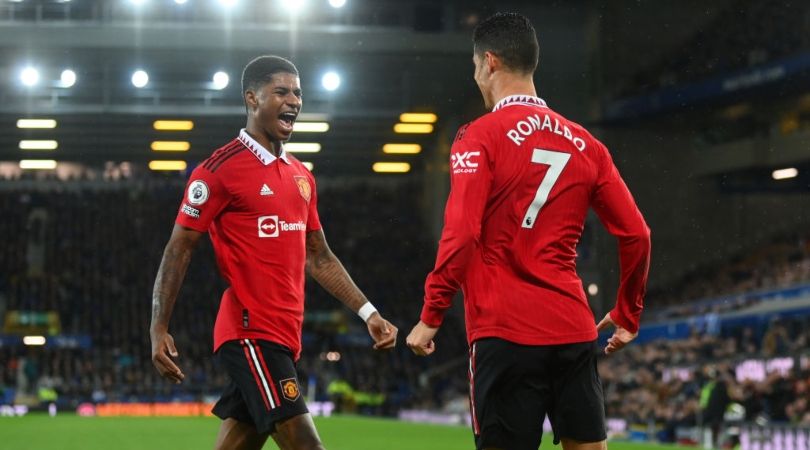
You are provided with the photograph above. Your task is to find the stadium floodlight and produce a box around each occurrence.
[151,141,191,152]
[174,0,188,3]
[153,120,194,131]
[149,160,187,171]
[772,167,798,180]
[129,0,146,5]
[321,71,341,91]
[218,0,237,7]
[19,160,58,170]
[212,71,229,90]
[20,67,39,87]
[19,140,58,150]
[399,112,438,123]
[23,336,47,346]
[328,0,346,8]
[372,162,410,173]
[383,143,421,154]
[293,122,329,133]
[60,69,76,88]
[284,143,321,153]
[131,70,149,88]
[587,283,599,296]
[301,162,314,171]
[393,123,433,134]
[17,119,57,129]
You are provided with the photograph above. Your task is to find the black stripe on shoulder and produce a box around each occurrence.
[454,121,474,143]
[203,142,241,170]
[211,147,246,172]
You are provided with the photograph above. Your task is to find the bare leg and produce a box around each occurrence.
[270,413,325,450]
[561,438,608,450]
[214,418,270,450]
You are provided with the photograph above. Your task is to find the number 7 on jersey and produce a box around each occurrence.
[522,149,570,229]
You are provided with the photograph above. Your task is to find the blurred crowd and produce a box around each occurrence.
[601,316,810,443]
[646,231,810,321]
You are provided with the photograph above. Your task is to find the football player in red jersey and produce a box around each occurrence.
[406,13,651,450]
[150,56,397,450]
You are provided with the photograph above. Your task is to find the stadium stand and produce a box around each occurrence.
[615,0,810,99]
[646,231,810,321]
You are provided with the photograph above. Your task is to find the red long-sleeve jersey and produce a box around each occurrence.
[421,95,651,345]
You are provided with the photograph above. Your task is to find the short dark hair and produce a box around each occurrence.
[241,55,299,94]
[472,12,539,74]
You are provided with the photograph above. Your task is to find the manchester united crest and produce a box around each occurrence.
[280,378,300,401]
[294,176,311,202]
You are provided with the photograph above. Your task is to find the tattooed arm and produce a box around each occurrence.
[305,230,397,349]
[150,224,204,383]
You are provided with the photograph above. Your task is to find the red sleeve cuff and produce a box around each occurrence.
[609,309,639,334]
[420,301,448,327]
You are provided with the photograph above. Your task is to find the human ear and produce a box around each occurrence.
[244,91,258,111]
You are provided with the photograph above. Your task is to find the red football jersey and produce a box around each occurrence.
[421,95,651,346]
[175,129,321,360]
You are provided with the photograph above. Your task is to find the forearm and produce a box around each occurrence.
[611,226,651,333]
[308,252,369,313]
[421,231,476,326]
[305,230,368,313]
[151,238,195,333]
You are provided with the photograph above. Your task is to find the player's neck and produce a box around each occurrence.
[243,126,281,156]
[490,76,537,108]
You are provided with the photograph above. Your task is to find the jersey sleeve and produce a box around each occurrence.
[591,143,651,334]
[421,130,493,327]
[306,171,322,232]
[175,164,231,232]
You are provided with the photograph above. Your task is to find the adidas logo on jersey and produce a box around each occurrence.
[260,184,274,196]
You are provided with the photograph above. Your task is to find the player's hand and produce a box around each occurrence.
[596,313,637,355]
[367,313,398,350]
[150,329,185,384]
[406,321,439,356]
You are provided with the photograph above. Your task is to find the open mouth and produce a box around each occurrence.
[278,111,297,133]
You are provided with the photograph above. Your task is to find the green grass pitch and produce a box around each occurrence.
[0,414,692,450]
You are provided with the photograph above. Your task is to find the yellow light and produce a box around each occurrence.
[302,162,314,171]
[293,122,330,132]
[372,162,411,173]
[23,336,47,346]
[399,113,438,123]
[383,143,422,154]
[17,119,57,129]
[19,140,58,150]
[149,160,187,171]
[151,141,191,152]
[153,120,194,131]
[393,123,433,134]
[284,143,321,153]
[19,159,57,170]
[772,167,798,180]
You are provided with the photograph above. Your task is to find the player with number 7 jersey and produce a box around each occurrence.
[420,91,651,346]
[406,12,650,450]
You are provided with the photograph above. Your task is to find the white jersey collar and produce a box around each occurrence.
[492,95,548,112]
[238,129,291,165]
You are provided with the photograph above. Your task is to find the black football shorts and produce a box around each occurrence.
[212,339,308,434]
[469,337,606,450]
